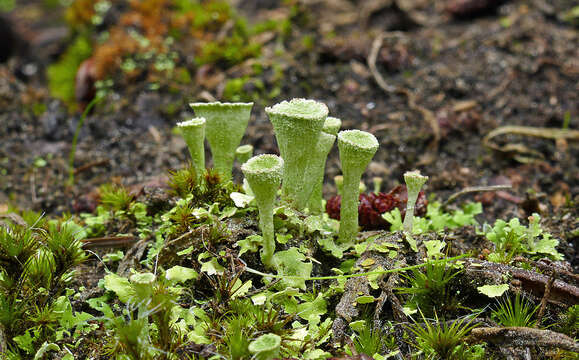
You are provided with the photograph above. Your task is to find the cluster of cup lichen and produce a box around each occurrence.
[182,98,427,268]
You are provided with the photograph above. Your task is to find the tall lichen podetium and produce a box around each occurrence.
[306,117,342,214]
[337,130,379,243]
[241,154,284,268]
[177,117,206,180]
[403,170,428,234]
[265,98,328,210]
[189,101,253,180]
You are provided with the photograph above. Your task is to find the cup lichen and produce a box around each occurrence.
[265,98,328,210]
[403,170,428,234]
[189,101,253,179]
[241,154,284,268]
[177,117,206,180]
[235,144,253,165]
[337,130,379,243]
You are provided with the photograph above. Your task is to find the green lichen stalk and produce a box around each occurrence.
[306,133,336,214]
[235,144,253,164]
[177,117,206,179]
[337,130,379,243]
[403,170,428,234]
[241,154,284,268]
[265,98,328,209]
[306,117,341,213]
[189,101,253,179]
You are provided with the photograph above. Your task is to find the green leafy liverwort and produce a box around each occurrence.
[189,101,253,179]
[241,154,284,268]
[337,130,379,243]
[265,98,328,210]
[248,333,281,360]
[177,117,206,180]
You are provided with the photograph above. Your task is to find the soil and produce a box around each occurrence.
[0,0,577,358]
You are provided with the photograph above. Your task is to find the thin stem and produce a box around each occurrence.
[245,254,469,281]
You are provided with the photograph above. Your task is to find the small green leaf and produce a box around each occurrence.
[103,273,133,303]
[230,192,254,208]
[477,284,510,298]
[34,342,60,360]
[349,320,366,332]
[296,293,327,325]
[165,266,199,283]
[238,234,262,256]
[272,247,312,290]
[424,240,445,259]
[200,257,225,275]
[356,295,375,304]
[276,233,292,244]
[231,279,252,299]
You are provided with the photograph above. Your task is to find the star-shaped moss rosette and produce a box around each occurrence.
[241,154,284,268]
[265,98,328,210]
[177,117,206,180]
[306,116,342,214]
[189,101,253,180]
[337,130,379,243]
[403,170,428,234]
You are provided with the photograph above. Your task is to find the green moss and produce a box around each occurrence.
[47,35,92,104]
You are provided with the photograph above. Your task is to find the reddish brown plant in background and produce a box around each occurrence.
[326,185,427,230]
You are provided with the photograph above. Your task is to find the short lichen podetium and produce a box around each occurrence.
[189,101,253,180]
[403,170,428,234]
[306,117,341,214]
[265,98,328,209]
[177,117,206,180]
[235,144,253,164]
[241,154,283,268]
[337,130,379,243]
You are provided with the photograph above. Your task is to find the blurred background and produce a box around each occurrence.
[0,0,577,223]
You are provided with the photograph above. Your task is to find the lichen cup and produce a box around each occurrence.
[337,130,379,243]
[241,154,284,268]
[265,98,328,210]
[177,117,206,180]
[189,101,253,180]
[306,116,341,214]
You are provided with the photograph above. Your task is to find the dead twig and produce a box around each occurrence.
[443,185,512,207]
[73,159,110,175]
[535,270,556,327]
[483,125,579,162]
[81,235,138,249]
[470,327,579,352]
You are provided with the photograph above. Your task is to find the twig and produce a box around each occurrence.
[81,235,138,249]
[443,185,512,207]
[73,159,110,175]
[470,327,579,352]
[536,270,556,327]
